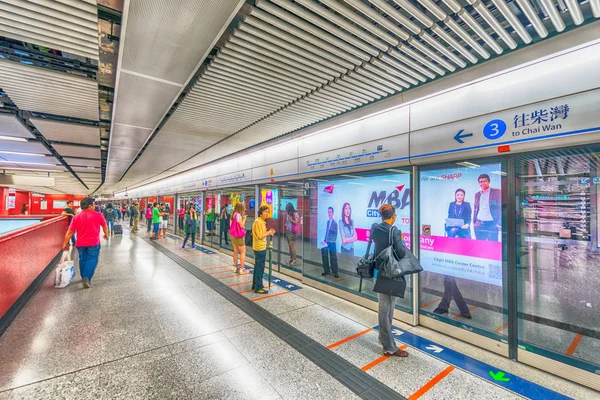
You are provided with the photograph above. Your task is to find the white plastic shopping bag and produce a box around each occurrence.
[54,250,76,288]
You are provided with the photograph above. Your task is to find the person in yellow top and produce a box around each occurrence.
[252,205,275,294]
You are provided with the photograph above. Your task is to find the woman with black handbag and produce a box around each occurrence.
[371,204,409,358]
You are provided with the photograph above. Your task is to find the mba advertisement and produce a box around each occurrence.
[420,163,503,286]
[317,173,411,257]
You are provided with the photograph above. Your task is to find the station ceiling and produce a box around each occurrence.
[0,0,598,195]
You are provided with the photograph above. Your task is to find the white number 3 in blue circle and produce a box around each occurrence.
[483,119,506,140]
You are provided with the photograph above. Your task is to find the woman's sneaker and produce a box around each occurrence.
[255,288,268,294]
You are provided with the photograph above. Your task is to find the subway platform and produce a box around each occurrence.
[0,228,597,400]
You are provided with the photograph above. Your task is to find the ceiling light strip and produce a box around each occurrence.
[514,0,548,38]
[269,0,379,56]
[466,0,517,49]
[490,0,533,43]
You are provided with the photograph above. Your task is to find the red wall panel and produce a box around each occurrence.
[0,216,69,320]
[30,194,86,215]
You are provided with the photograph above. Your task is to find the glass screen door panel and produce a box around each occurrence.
[419,158,508,339]
[516,148,600,372]
[275,182,306,274]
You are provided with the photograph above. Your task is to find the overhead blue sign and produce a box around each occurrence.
[483,119,507,140]
[375,325,571,400]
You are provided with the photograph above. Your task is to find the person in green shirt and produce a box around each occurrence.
[205,207,217,236]
[150,202,161,240]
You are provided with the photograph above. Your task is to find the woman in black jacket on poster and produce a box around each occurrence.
[371,204,408,357]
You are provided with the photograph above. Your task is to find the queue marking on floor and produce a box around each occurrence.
[495,322,509,333]
[238,288,255,294]
[566,334,583,356]
[216,274,239,280]
[453,306,478,320]
[332,276,354,283]
[252,291,290,302]
[327,328,373,350]
[421,297,442,309]
[380,325,572,400]
[228,280,254,287]
[408,366,455,400]
[202,265,231,271]
[361,345,408,371]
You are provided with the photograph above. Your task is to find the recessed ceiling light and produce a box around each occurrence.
[456,162,480,168]
[0,150,45,157]
[341,174,362,179]
[0,135,28,142]
[0,160,56,166]
[0,167,64,173]
[386,169,410,173]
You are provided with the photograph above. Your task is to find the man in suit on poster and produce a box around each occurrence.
[472,174,502,241]
[321,207,339,278]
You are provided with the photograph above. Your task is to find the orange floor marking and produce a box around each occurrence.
[495,322,509,333]
[361,345,408,371]
[453,306,478,320]
[228,280,253,287]
[202,265,230,271]
[408,366,455,400]
[332,276,354,283]
[252,291,290,302]
[566,334,584,355]
[327,328,373,349]
[238,288,255,294]
[216,274,238,280]
[421,297,442,309]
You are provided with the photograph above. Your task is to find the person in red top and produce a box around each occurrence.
[62,197,108,288]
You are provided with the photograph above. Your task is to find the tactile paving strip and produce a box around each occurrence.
[147,239,406,400]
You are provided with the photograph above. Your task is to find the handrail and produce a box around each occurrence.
[0,215,68,244]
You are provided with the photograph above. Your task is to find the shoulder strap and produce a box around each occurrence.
[364,223,377,257]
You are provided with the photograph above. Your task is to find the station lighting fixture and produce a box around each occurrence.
[0,150,45,157]
[0,167,63,173]
[491,0,533,43]
[0,160,56,166]
[456,161,481,168]
[537,0,566,32]
[515,0,549,38]
[340,174,363,179]
[591,0,600,18]
[0,135,28,142]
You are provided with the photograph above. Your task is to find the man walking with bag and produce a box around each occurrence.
[62,197,108,288]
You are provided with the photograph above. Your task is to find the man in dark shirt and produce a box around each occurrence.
[61,200,76,245]
[320,207,339,278]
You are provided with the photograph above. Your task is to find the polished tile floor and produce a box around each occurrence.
[0,228,597,399]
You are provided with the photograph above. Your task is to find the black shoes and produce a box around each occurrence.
[321,272,328,277]
[334,274,340,278]
[433,307,448,315]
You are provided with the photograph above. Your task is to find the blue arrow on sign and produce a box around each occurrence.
[454,129,473,144]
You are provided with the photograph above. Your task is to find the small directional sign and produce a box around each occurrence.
[391,329,404,336]
[286,284,295,288]
[453,129,473,144]
[489,371,510,382]
[426,345,443,353]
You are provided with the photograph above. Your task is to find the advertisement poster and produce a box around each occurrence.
[260,188,279,219]
[420,163,503,286]
[317,174,411,257]
[6,195,15,210]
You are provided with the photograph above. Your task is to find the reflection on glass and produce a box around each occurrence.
[303,171,413,313]
[517,150,600,370]
[419,162,506,336]
[274,184,305,274]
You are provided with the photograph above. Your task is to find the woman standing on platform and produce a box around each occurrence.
[146,204,153,232]
[284,203,299,266]
[182,204,197,249]
[371,204,409,358]
[230,202,249,275]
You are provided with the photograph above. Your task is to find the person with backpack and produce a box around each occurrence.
[103,203,116,236]
[182,204,197,249]
[370,204,409,358]
[285,203,300,266]
[229,202,249,275]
